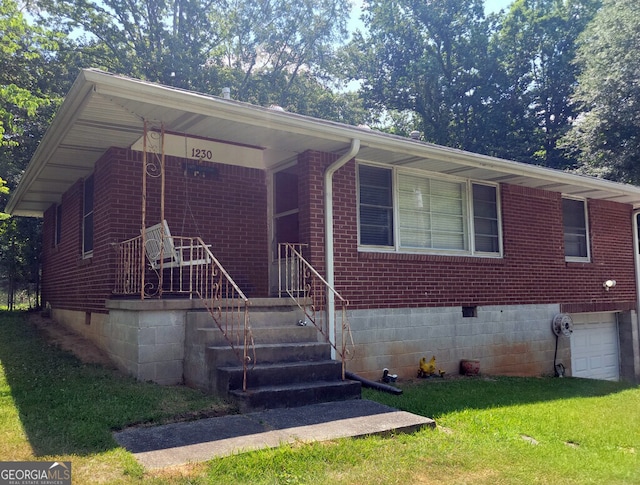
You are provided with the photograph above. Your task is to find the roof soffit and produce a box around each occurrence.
[7,69,640,216]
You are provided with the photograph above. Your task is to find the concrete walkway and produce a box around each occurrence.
[114,399,435,469]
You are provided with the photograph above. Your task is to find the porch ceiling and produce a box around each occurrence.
[7,69,640,216]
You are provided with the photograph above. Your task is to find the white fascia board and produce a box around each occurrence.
[5,72,96,215]
[87,71,640,201]
[360,135,640,204]
[87,70,357,143]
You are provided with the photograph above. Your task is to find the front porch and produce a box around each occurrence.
[105,297,360,410]
[108,230,359,409]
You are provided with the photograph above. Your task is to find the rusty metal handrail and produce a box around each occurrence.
[192,236,255,392]
[278,243,354,379]
[114,232,254,390]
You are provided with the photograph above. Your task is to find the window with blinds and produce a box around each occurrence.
[55,204,62,247]
[562,197,589,260]
[398,173,468,250]
[473,184,500,253]
[359,165,394,246]
[358,164,501,256]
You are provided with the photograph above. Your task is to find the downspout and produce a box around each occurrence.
[324,139,360,359]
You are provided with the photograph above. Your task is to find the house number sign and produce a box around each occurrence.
[183,136,220,161]
[130,132,263,169]
[190,147,214,160]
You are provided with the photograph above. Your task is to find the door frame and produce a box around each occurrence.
[268,160,299,295]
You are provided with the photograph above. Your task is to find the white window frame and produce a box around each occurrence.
[562,196,590,262]
[470,182,503,256]
[82,174,94,258]
[358,163,395,247]
[357,163,502,257]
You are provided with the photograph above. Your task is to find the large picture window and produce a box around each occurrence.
[358,164,501,256]
[83,174,94,256]
[562,197,589,260]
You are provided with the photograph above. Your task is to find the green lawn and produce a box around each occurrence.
[1,310,639,484]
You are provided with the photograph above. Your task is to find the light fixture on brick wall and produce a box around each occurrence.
[603,279,616,291]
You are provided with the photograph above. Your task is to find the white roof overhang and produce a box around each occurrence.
[7,69,640,217]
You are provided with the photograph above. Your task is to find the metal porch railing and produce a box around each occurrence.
[114,231,254,391]
[278,243,354,379]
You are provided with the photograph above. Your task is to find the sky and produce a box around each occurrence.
[484,0,513,14]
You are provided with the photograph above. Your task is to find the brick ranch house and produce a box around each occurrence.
[6,70,640,398]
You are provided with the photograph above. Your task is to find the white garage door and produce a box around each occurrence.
[570,313,619,381]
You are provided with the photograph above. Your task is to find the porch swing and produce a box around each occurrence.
[140,160,213,294]
[143,219,211,271]
[140,133,219,276]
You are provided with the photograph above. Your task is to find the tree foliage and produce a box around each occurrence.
[34,0,355,117]
[0,0,73,308]
[35,0,220,88]
[347,0,497,151]
[0,217,41,309]
[215,0,350,106]
[0,0,54,146]
[492,0,600,168]
[344,0,601,168]
[562,0,640,183]
[0,176,9,221]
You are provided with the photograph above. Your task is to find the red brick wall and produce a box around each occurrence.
[42,148,269,313]
[157,154,269,295]
[42,146,637,314]
[299,154,637,311]
[298,150,338,267]
[42,148,131,313]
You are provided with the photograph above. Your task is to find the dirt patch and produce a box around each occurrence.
[27,311,115,368]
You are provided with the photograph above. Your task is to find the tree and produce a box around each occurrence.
[345,0,499,151]
[0,0,73,308]
[0,0,53,146]
[0,217,41,309]
[34,0,219,89]
[491,0,600,168]
[214,0,350,107]
[562,0,640,183]
[0,176,8,220]
[342,0,602,167]
[35,0,355,116]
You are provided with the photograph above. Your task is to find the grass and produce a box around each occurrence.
[360,379,640,484]
[0,310,234,482]
[1,310,639,484]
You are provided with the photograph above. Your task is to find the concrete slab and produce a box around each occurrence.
[114,399,435,469]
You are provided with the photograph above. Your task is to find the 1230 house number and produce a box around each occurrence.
[191,148,213,160]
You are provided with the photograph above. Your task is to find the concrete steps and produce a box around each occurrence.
[184,298,361,411]
[196,324,318,347]
[207,341,331,368]
[229,380,361,411]
[218,360,345,391]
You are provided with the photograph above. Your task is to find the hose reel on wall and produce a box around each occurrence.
[552,313,574,337]
[552,313,573,377]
